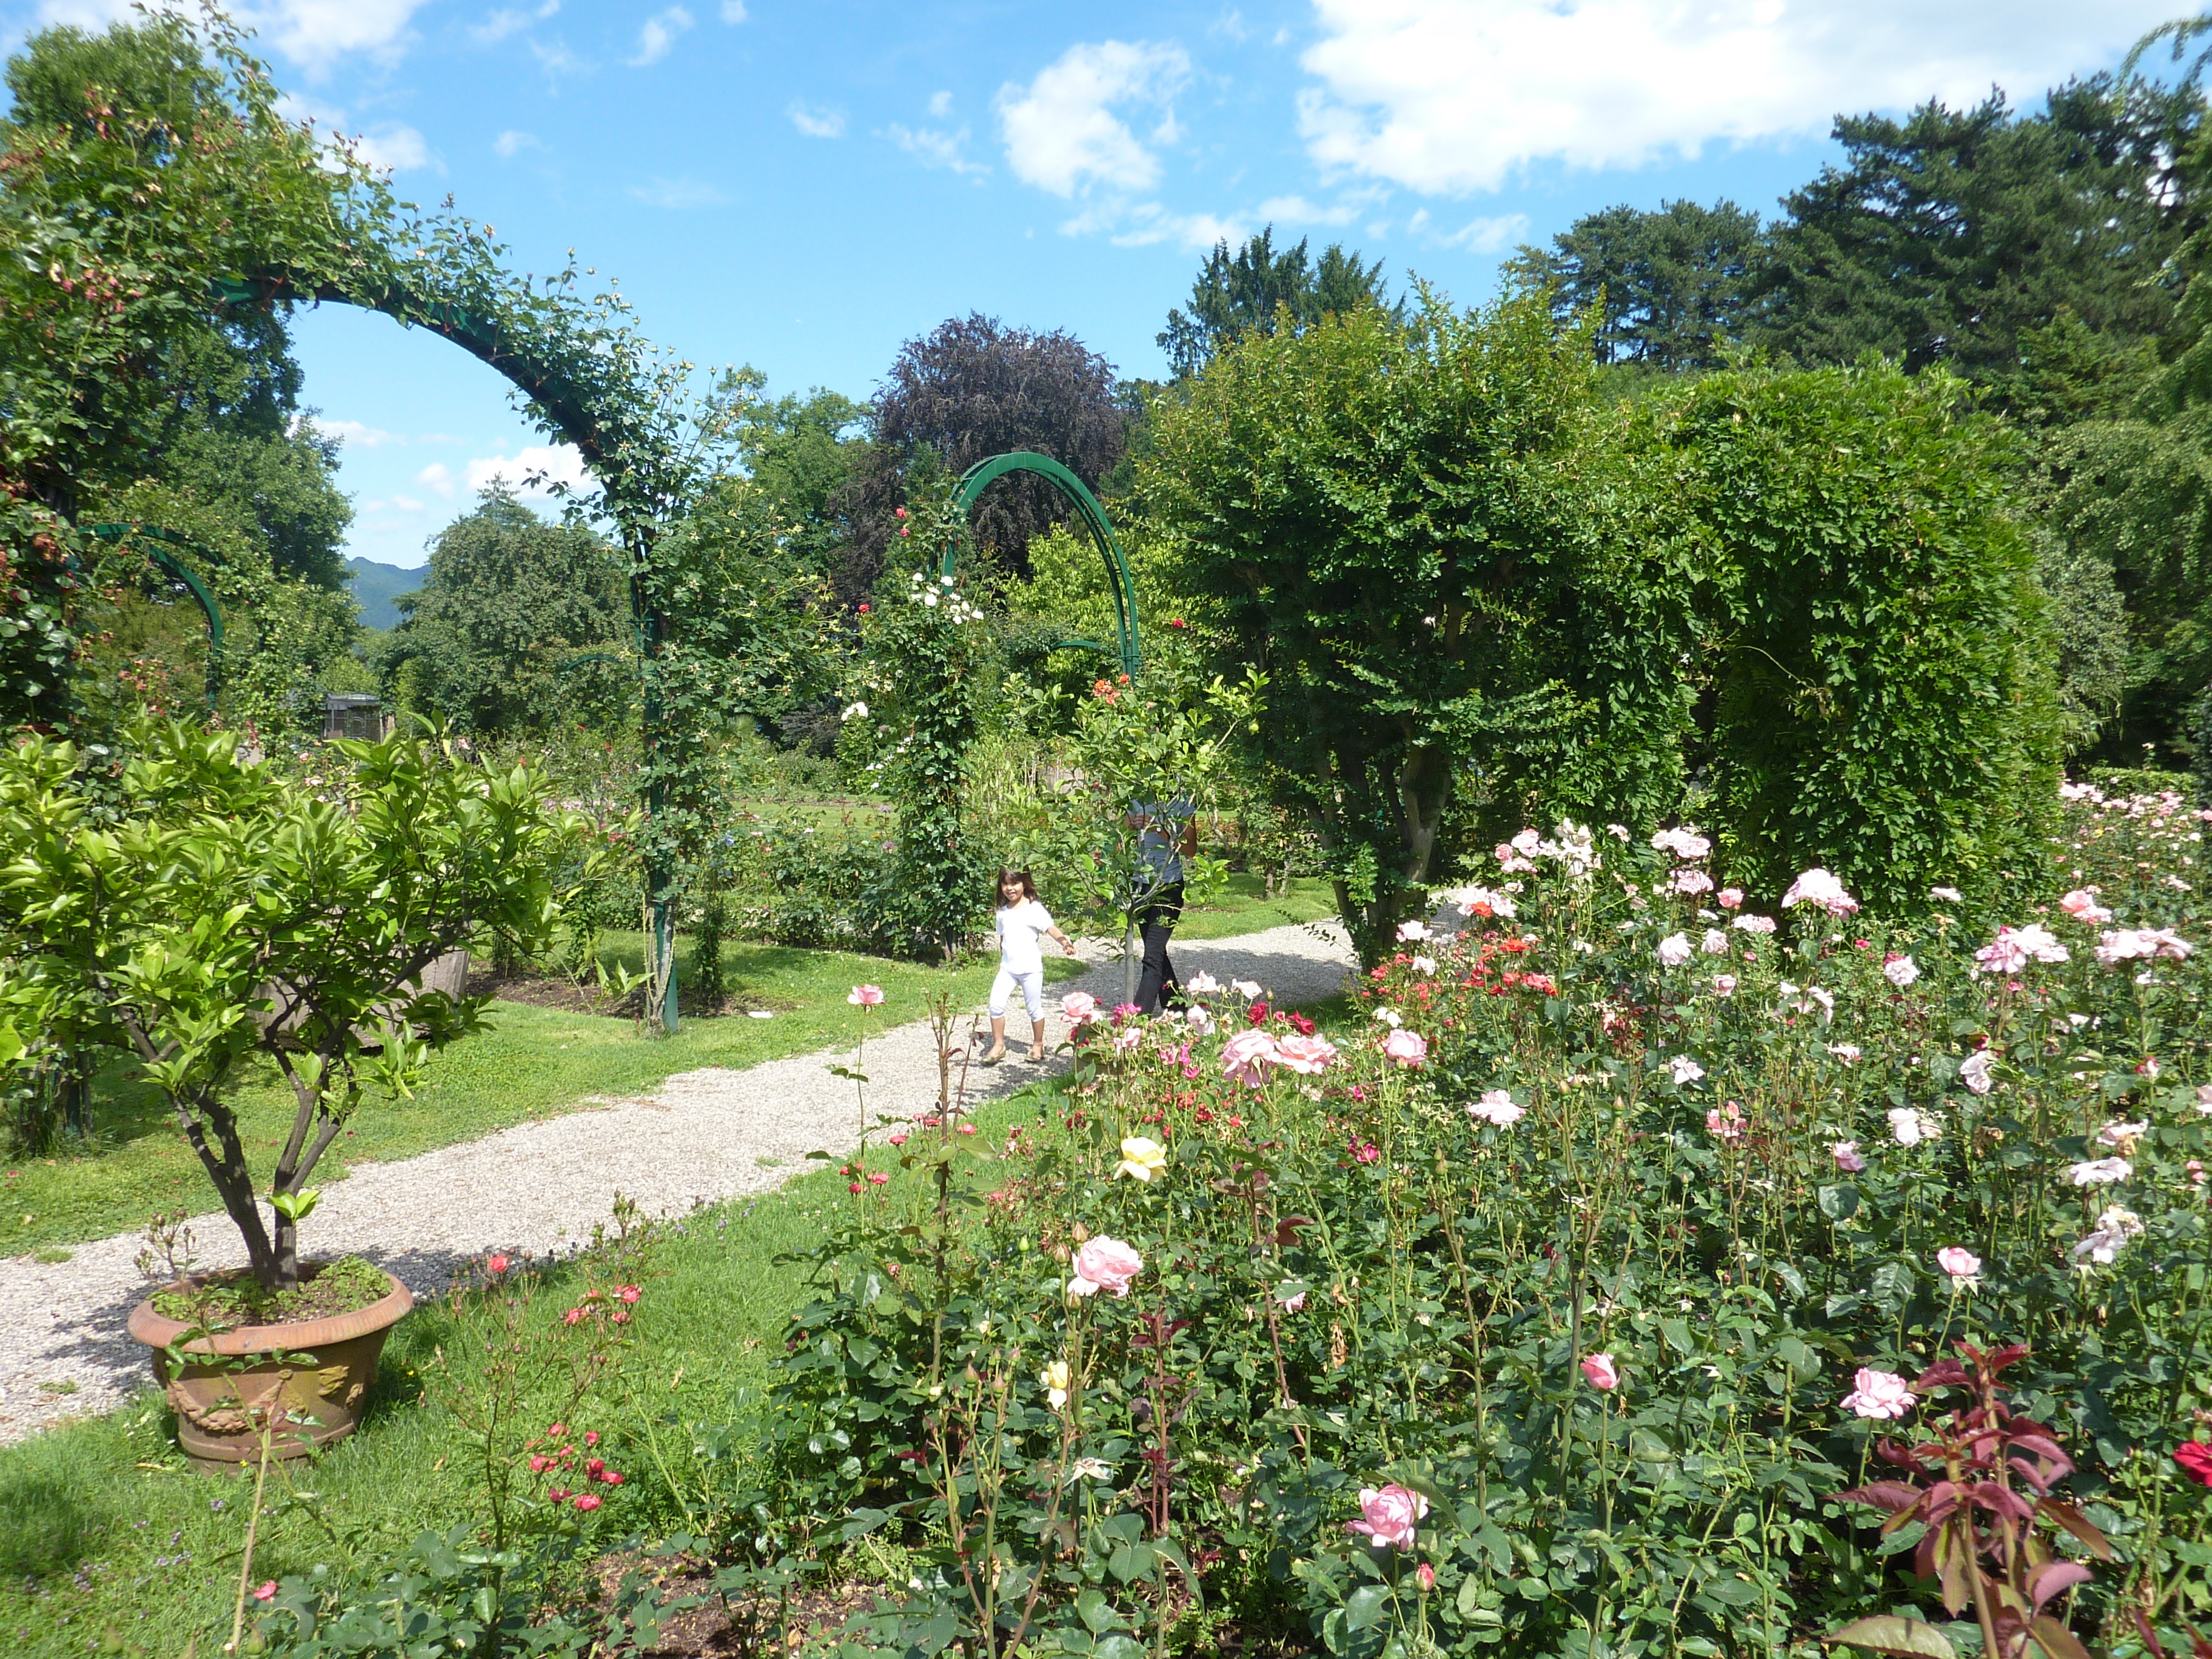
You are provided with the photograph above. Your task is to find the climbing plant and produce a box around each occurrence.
[869,500,997,959]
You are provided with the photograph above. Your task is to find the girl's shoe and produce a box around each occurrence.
[982,1046,1007,1066]
[1027,1045,1046,1063]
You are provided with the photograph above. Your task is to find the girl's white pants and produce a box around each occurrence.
[990,967,1044,1021]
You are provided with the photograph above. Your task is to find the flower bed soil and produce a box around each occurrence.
[147,1253,388,1328]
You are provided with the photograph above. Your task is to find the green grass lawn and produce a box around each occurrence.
[1166,873,1338,942]
[0,1074,1088,1658]
[4,876,1339,1256]
[0,984,1378,1654]
[5,943,1081,1256]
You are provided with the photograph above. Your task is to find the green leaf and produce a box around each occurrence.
[1823,1617,1956,1657]
[1344,1585,1390,1632]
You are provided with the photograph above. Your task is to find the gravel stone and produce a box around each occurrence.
[0,922,1350,1443]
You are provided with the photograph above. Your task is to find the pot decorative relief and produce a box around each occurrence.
[126,1262,412,1473]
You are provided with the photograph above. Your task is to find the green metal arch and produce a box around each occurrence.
[88,522,224,706]
[945,452,1141,679]
[211,270,688,1030]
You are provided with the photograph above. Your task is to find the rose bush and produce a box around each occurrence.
[757,782,2212,1659]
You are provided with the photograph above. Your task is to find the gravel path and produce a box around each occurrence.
[0,920,1352,1444]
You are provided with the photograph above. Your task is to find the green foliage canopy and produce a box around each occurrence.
[1666,358,2063,907]
[1142,290,1695,963]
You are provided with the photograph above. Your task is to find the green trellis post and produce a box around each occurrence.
[87,521,225,707]
[945,453,1148,1000]
[211,272,683,1033]
[944,452,1142,679]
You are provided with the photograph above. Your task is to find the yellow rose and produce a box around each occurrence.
[1041,1360,1071,1408]
[1115,1136,1168,1182]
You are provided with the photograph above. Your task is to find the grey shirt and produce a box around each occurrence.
[1133,797,1195,890]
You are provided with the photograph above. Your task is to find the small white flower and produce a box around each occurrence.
[1701,928,1729,955]
[1411,955,1437,976]
[1186,971,1220,994]
[1883,955,1920,989]
[2067,1157,2133,1185]
[1656,932,1694,968]
[1827,1044,1861,1064]
[1669,1055,1705,1085]
[1232,979,1262,999]
[1373,1008,1403,1028]
[1959,1050,1994,1096]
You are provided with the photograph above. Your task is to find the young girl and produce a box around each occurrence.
[987,868,1076,1064]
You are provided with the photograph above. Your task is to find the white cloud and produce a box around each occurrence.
[629,5,694,67]
[1298,0,2180,195]
[629,177,729,208]
[416,461,457,500]
[1407,206,1529,252]
[494,129,541,157]
[721,0,747,19]
[471,7,535,44]
[350,123,434,173]
[928,89,954,117]
[1068,200,1247,250]
[390,495,426,512]
[1253,192,1374,227]
[789,102,848,138]
[327,420,407,449]
[996,40,1191,197]
[888,123,986,176]
[238,0,428,78]
[465,445,591,500]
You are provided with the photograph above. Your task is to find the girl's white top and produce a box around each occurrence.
[995,899,1056,975]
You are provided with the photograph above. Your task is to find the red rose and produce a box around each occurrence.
[2177,1442,2212,1487]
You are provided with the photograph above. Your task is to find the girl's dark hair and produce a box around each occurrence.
[994,867,1039,905]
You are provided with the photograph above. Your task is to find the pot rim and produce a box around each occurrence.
[126,1262,414,1357]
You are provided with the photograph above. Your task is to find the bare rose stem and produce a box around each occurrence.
[226,1381,283,1655]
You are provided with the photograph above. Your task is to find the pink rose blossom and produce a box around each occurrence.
[1706,1101,1744,1142]
[1382,1028,1428,1068]
[1060,991,1102,1025]
[847,984,885,1007]
[1276,1033,1339,1074]
[1346,1483,1429,1550]
[1936,1246,1981,1285]
[1656,932,1694,967]
[1712,973,1738,997]
[1781,868,1859,915]
[2060,888,2113,924]
[1841,1368,1915,1421]
[255,1581,277,1602]
[574,1493,603,1512]
[1717,888,1744,910]
[1731,914,1776,934]
[1396,919,1430,942]
[1831,1141,1865,1173]
[1581,1352,1619,1390]
[1220,1030,1280,1087]
[1416,1563,1436,1593]
[1671,868,1715,896]
[1069,1236,1144,1299]
[1882,954,1920,989]
[1468,1088,1525,1127]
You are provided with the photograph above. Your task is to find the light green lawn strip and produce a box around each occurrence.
[2,876,1338,1253]
[5,943,1081,1255]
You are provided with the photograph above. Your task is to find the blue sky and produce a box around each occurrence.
[2,0,2187,568]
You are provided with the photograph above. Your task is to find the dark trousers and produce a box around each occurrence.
[1134,883,1184,1013]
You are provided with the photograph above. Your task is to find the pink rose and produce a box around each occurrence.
[574,1493,603,1511]
[1061,991,1101,1025]
[1581,1352,1619,1390]
[1781,868,1859,916]
[1346,1483,1428,1550]
[254,1581,277,1602]
[848,984,885,1007]
[1936,1246,1981,1284]
[1276,1033,1338,1074]
[1831,1141,1865,1173]
[2060,888,2113,924]
[1382,1028,1428,1068]
[1220,1030,1280,1087]
[1840,1367,1915,1421]
[1716,888,1743,910]
[1416,1563,1436,1592]
[1069,1235,1144,1298]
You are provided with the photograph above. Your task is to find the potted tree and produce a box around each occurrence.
[0,719,598,1466]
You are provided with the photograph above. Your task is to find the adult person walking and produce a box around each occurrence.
[1125,797,1196,1014]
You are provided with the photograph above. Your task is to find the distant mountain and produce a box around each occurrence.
[344,557,424,631]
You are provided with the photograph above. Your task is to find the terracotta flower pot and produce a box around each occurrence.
[126,1263,413,1474]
